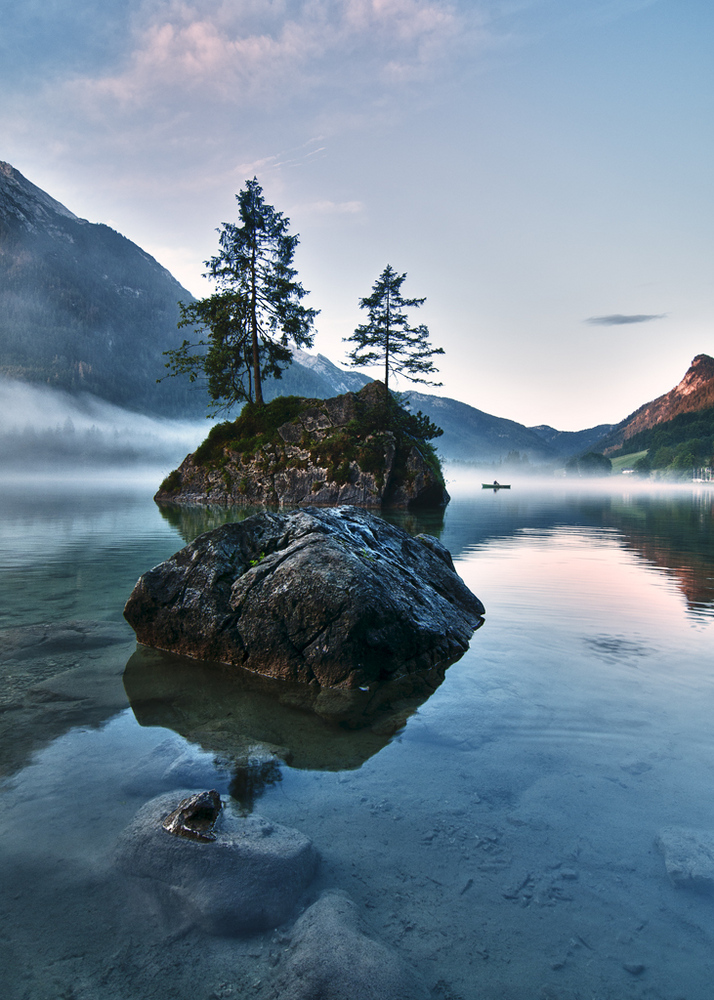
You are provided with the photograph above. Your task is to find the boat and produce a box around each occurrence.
[482,482,511,490]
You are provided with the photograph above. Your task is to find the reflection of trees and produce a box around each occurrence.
[155,501,264,545]
[604,492,714,618]
[440,488,714,619]
[156,500,445,546]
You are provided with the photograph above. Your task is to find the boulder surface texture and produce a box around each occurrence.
[123,507,484,697]
[265,890,431,1000]
[115,790,318,934]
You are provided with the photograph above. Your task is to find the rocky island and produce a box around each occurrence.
[155,381,449,509]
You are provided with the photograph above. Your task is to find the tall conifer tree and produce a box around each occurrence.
[344,265,443,394]
[162,178,317,411]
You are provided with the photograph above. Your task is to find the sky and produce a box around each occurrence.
[1,0,713,431]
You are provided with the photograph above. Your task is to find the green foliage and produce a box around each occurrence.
[159,469,182,493]
[193,395,307,466]
[619,406,714,459]
[344,264,443,393]
[162,178,318,411]
[189,386,445,491]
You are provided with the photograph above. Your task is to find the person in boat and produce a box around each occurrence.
[493,480,499,486]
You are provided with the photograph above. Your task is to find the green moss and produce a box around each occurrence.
[185,385,445,498]
[194,396,310,466]
[159,469,182,493]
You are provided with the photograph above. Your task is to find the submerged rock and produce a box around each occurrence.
[115,790,318,935]
[656,827,714,892]
[123,507,484,711]
[265,890,430,1000]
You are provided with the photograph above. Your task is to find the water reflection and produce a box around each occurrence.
[442,486,714,619]
[156,498,446,544]
[123,644,451,792]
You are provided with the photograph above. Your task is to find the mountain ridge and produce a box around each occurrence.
[596,354,714,454]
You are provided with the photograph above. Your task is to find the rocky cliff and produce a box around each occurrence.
[155,381,449,509]
[597,354,714,453]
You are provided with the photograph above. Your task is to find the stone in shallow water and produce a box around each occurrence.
[115,790,318,935]
[123,506,485,701]
[265,890,430,1000]
[161,789,222,841]
[656,826,714,891]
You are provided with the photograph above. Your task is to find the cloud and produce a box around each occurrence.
[585,314,667,326]
[62,0,464,115]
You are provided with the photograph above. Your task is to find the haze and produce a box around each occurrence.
[2,1,713,431]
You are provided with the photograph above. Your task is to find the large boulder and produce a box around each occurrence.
[123,507,484,716]
[265,890,431,1000]
[114,790,318,934]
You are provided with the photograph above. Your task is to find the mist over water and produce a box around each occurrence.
[0,375,207,472]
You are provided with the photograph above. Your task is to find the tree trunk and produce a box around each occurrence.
[250,248,264,405]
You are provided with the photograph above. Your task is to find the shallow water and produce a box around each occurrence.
[1,473,713,999]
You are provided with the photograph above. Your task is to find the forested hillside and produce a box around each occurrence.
[0,161,205,416]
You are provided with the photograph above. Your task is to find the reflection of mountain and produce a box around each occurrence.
[439,489,714,619]
[123,645,449,777]
[605,494,714,617]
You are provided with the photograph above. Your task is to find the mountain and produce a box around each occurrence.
[595,354,714,454]
[0,161,373,418]
[528,423,615,458]
[266,348,371,401]
[0,160,202,417]
[402,391,611,464]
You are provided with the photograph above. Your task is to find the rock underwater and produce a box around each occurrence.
[123,506,484,721]
[115,789,318,935]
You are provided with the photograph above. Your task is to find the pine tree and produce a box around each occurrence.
[344,264,443,394]
[162,178,318,411]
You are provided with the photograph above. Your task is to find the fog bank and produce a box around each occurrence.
[0,376,208,472]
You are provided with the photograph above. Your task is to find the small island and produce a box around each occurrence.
[156,381,449,509]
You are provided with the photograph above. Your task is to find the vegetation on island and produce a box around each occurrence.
[160,385,445,496]
[158,183,447,501]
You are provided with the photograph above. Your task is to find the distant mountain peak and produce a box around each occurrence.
[674,354,714,398]
[0,160,79,230]
[597,353,714,453]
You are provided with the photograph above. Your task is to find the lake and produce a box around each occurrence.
[1,470,713,1000]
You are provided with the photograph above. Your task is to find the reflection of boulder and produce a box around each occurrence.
[115,790,318,935]
[123,645,441,778]
[124,507,484,704]
[265,890,430,1000]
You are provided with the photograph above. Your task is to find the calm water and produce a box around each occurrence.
[1,471,713,999]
